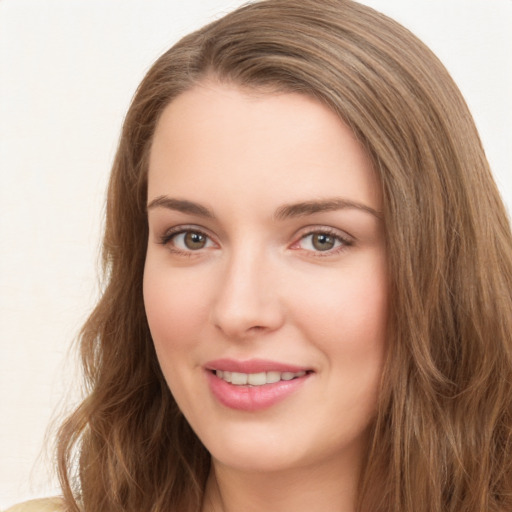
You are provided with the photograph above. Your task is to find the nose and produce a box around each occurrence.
[210,248,285,340]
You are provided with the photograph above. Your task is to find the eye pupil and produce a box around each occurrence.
[185,231,207,249]
[312,233,335,251]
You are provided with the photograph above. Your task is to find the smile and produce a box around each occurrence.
[214,369,307,386]
[205,359,313,411]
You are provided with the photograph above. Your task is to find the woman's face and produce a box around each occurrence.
[144,82,388,475]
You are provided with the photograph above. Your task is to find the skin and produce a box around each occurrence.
[143,81,388,512]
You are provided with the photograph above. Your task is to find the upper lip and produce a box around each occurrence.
[205,358,312,374]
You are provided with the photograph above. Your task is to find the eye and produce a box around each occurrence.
[302,232,339,251]
[161,228,216,253]
[178,231,209,250]
[292,228,353,255]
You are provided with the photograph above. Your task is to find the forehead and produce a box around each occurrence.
[148,81,380,213]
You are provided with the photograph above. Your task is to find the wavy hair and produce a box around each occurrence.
[56,1,512,510]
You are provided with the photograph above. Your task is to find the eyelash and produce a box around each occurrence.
[292,227,354,257]
[159,226,216,257]
[158,226,354,257]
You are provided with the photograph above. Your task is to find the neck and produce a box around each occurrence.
[202,455,362,512]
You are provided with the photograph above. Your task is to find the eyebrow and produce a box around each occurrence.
[147,195,382,220]
[147,196,215,218]
[273,198,382,220]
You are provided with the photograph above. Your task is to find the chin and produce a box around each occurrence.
[201,422,359,476]
[211,447,305,474]
[200,425,302,472]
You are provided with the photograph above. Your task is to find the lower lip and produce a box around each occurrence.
[206,371,311,411]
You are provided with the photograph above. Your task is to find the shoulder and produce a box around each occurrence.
[4,498,65,512]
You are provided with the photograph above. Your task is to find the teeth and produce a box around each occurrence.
[247,372,266,385]
[230,372,248,385]
[266,371,281,384]
[215,369,307,386]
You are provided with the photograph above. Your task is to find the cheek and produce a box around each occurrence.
[143,262,211,354]
[143,263,214,414]
[290,257,388,398]
[292,260,388,344]
[320,279,387,413]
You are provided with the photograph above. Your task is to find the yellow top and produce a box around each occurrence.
[3,498,64,512]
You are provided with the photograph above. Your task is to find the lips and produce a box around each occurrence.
[205,358,313,411]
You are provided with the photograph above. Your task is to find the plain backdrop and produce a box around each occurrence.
[1,0,511,508]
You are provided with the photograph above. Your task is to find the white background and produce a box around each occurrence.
[1,0,511,508]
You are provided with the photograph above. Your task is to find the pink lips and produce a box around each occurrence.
[205,358,312,412]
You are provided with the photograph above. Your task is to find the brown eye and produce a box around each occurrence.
[162,229,215,253]
[311,233,336,251]
[294,230,349,254]
[184,231,207,250]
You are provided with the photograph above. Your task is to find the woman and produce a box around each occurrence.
[9,0,512,510]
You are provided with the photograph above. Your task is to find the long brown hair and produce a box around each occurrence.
[56,1,512,510]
